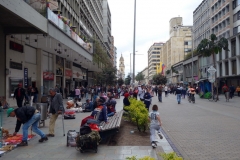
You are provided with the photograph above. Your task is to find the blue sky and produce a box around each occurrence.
[108,0,202,77]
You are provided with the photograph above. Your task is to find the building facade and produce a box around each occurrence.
[140,67,149,85]
[0,0,113,106]
[102,0,112,57]
[119,54,125,79]
[148,43,164,80]
[114,46,117,67]
[161,17,192,83]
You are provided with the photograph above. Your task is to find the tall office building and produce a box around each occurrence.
[148,43,164,80]
[103,0,112,57]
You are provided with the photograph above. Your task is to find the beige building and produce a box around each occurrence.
[148,43,164,80]
[139,67,149,85]
[119,54,125,80]
[160,17,192,82]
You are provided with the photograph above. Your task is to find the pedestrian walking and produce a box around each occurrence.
[75,86,80,99]
[7,106,48,146]
[164,85,168,97]
[47,88,65,137]
[229,85,235,99]
[144,88,152,111]
[149,105,163,148]
[33,86,39,103]
[138,85,145,101]
[13,83,27,108]
[175,86,182,104]
[222,84,229,101]
[158,85,163,102]
[155,86,158,96]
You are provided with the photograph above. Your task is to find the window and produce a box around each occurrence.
[65,61,71,69]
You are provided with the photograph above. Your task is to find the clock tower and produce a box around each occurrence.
[119,54,125,79]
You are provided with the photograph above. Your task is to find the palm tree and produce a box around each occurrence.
[197,34,229,99]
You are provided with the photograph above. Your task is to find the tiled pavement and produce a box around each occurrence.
[158,94,240,160]
[0,96,173,160]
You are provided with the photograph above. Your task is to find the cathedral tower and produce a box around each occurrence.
[119,54,125,79]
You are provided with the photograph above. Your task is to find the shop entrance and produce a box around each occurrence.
[56,76,63,87]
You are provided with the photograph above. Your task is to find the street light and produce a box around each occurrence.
[130,51,138,79]
[133,0,137,83]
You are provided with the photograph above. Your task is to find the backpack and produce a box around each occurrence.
[80,125,92,135]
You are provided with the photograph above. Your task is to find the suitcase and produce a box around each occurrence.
[76,131,101,153]
[66,130,78,147]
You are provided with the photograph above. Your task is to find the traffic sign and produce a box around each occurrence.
[207,66,216,75]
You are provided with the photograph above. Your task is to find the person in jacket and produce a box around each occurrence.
[175,86,182,104]
[164,85,168,97]
[222,84,229,100]
[158,85,163,102]
[229,85,235,99]
[144,88,152,111]
[13,83,27,108]
[47,88,65,137]
[33,86,39,103]
[83,99,94,112]
[7,106,48,146]
[138,85,145,101]
[123,93,130,106]
[81,97,108,126]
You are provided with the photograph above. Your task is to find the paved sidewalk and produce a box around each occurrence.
[0,96,173,160]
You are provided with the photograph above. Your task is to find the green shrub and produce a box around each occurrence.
[126,156,155,160]
[124,98,149,132]
[160,152,183,160]
[203,92,211,99]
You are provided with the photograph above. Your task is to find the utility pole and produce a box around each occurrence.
[132,0,136,83]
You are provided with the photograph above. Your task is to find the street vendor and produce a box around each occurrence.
[7,106,48,146]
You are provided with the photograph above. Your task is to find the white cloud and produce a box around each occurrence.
[108,0,202,77]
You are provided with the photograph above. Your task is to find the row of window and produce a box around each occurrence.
[211,0,226,11]
[212,18,230,34]
[212,5,229,23]
[233,0,240,9]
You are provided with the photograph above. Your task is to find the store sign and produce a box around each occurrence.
[65,70,72,77]
[10,41,24,53]
[10,61,22,70]
[43,72,54,80]
[72,70,83,79]
[56,68,63,76]
[24,68,28,88]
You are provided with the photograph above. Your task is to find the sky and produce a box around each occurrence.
[108,0,202,77]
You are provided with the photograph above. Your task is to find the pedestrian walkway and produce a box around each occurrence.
[0,95,174,160]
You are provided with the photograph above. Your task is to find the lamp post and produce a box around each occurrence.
[133,0,137,84]
[130,51,138,81]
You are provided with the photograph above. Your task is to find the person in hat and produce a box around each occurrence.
[13,83,27,107]
[7,107,48,146]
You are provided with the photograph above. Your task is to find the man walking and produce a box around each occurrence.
[47,88,64,137]
[158,85,163,102]
[7,106,48,146]
[13,83,27,107]
[175,86,182,104]
[155,86,158,96]
[229,85,235,99]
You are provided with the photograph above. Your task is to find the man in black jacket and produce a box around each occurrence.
[13,83,27,107]
[7,106,48,146]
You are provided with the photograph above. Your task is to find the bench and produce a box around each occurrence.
[98,110,123,143]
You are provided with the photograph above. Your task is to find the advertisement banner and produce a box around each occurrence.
[43,72,54,80]
[24,68,28,88]
[65,70,72,77]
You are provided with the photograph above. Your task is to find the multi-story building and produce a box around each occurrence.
[0,0,112,106]
[139,67,149,85]
[114,47,117,67]
[148,43,164,80]
[193,0,211,49]
[161,17,192,83]
[110,36,114,66]
[215,0,240,87]
[103,0,112,57]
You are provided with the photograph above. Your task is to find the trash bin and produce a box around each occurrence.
[36,103,48,120]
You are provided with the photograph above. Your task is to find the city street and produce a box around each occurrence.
[157,93,240,160]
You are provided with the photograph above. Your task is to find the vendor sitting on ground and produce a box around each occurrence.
[106,102,116,117]
[75,98,82,108]
[82,99,94,112]
[123,93,130,106]
[80,97,108,126]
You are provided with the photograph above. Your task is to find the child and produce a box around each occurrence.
[149,104,163,148]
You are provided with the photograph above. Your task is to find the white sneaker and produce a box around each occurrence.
[158,132,163,139]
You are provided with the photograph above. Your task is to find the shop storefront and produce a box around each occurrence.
[65,69,72,95]
[56,55,64,87]
[43,72,54,95]
[72,62,85,88]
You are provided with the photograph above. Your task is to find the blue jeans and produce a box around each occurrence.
[107,112,114,117]
[158,94,162,102]
[22,113,45,141]
[177,94,181,103]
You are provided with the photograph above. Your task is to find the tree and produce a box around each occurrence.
[135,72,145,83]
[197,34,229,99]
[117,78,124,86]
[152,74,167,85]
[125,74,131,85]
[94,66,117,86]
